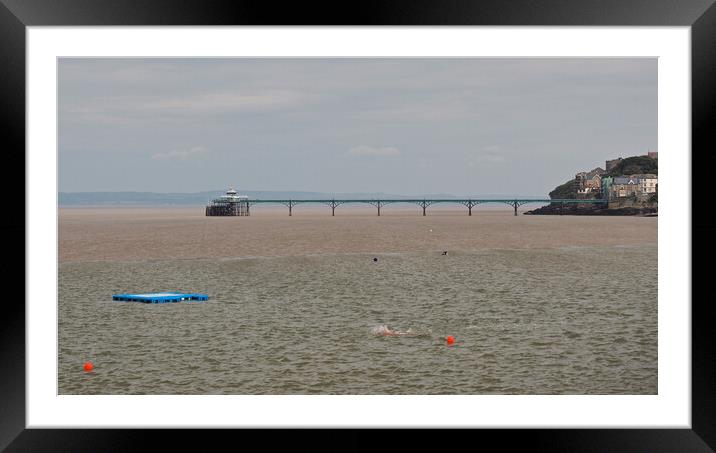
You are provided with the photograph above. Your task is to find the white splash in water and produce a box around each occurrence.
[371,325,423,337]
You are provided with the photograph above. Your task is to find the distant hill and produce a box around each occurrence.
[59,191,213,206]
[59,190,545,206]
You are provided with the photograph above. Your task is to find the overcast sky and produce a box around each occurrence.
[58,58,656,196]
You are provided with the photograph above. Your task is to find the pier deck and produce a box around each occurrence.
[244,198,608,216]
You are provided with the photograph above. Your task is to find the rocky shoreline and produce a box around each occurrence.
[524,205,658,216]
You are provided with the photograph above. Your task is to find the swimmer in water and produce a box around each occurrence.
[384,328,405,336]
[373,325,417,337]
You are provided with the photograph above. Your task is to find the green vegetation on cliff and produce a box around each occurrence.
[606,156,658,176]
[549,179,577,199]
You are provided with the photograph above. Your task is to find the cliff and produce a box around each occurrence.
[526,154,658,215]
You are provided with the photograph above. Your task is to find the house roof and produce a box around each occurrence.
[613,177,635,184]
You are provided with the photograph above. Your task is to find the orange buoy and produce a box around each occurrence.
[446,336,455,345]
[83,362,94,372]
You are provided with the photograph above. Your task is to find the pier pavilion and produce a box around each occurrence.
[205,187,250,216]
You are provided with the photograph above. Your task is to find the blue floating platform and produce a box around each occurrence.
[112,292,209,304]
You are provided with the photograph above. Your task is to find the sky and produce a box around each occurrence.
[58,58,657,196]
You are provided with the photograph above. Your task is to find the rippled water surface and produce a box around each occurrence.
[59,246,657,394]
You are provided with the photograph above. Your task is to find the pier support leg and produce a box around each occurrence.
[514,203,518,216]
[289,205,292,216]
[327,201,340,216]
[468,205,472,216]
[417,200,429,216]
[378,205,381,216]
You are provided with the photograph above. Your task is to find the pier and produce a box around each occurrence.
[239,198,607,216]
[205,187,607,216]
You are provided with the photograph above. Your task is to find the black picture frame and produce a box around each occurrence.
[2,0,713,450]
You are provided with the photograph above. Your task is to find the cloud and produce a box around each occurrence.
[152,146,210,160]
[347,145,401,157]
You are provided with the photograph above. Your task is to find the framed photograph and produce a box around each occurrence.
[5,0,714,449]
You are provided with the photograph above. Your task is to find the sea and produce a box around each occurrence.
[58,209,657,395]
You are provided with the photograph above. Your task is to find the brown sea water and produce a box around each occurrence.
[58,207,657,394]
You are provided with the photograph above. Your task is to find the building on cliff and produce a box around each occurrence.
[603,174,658,200]
[575,167,605,194]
